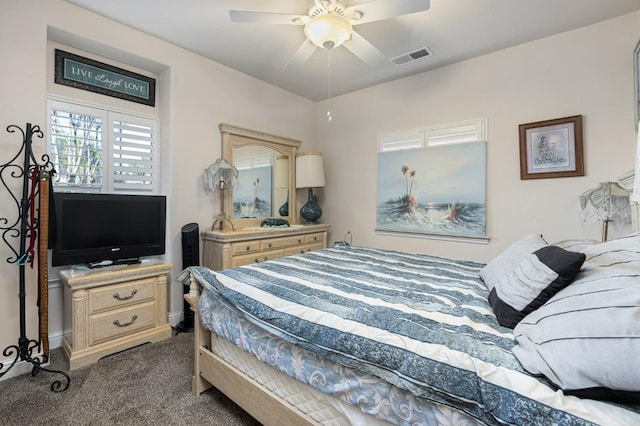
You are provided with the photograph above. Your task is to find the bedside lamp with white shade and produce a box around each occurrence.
[203,157,238,230]
[578,181,631,241]
[296,152,326,224]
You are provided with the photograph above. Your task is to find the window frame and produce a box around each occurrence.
[378,118,488,152]
[47,97,160,194]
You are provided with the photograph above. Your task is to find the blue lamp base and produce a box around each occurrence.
[300,188,322,224]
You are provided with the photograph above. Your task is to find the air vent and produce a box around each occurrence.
[390,47,432,66]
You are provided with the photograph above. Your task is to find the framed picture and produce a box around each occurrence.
[376,141,487,238]
[634,38,639,130]
[519,115,584,180]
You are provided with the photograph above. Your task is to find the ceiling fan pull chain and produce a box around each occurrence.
[327,48,333,123]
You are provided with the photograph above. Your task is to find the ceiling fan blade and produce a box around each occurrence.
[229,10,305,25]
[343,31,387,66]
[346,0,430,25]
[286,39,318,68]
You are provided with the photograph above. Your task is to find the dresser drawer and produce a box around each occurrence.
[89,278,155,314]
[261,235,305,250]
[89,301,156,345]
[305,233,324,244]
[232,249,284,267]
[284,242,324,257]
[232,241,262,255]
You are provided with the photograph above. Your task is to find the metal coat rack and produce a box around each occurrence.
[0,123,70,392]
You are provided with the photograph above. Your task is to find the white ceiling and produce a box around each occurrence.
[64,0,640,102]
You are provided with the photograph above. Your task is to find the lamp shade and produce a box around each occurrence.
[203,158,238,191]
[296,152,326,188]
[304,14,352,49]
[273,155,289,189]
[579,182,631,223]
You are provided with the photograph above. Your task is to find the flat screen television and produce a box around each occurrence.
[51,192,167,267]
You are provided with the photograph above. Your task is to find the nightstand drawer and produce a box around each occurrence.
[232,241,261,255]
[89,278,155,314]
[284,242,324,257]
[232,249,284,267]
[89,301,156,345]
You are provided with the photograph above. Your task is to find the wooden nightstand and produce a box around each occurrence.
[202,224,330,270]
[60,260,172,370]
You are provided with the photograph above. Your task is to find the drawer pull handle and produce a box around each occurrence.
[113,289,138,301]
[246,246,251,251]
[298,239,302,243]
[268,243,272,248]
[113,315,138,327]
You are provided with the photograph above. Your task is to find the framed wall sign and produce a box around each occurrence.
[519,115,584,180]
[54,49,156,106]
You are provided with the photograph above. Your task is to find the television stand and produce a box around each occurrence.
[60,261,173,369]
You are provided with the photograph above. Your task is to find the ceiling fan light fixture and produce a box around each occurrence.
[304,14,352,49]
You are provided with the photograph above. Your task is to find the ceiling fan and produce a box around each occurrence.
[229,0,431,68]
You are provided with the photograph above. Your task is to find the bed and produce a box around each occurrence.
[179,234,640,425]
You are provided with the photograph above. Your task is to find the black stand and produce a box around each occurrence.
[0,123,70,392]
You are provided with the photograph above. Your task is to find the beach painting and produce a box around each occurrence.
[233,165,272,218]
[377,141,486,237]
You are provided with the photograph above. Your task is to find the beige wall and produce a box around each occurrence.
[0,0,315,376]
[318,11,640,263]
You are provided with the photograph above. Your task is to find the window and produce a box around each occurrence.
[378,118,487,152]
[48,99,158,193]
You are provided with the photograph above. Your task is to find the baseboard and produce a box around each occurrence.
[168,310,183,328]
[49,329,65,350]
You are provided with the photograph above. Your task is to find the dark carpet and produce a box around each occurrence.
[0,332,262,425]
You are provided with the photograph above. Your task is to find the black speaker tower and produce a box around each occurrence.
[179,222,199,332]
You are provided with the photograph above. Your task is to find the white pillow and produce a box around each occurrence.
[552,239,598,252]
[513,233,640,403]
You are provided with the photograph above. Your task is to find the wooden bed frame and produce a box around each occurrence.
[185,274,319,426]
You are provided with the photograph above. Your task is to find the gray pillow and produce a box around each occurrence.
[513,233,640,403]
[488,245,585,328]
[479,234,547,291]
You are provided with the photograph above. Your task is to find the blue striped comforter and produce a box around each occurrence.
[186,246,636,425]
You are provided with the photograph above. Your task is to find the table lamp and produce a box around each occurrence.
[296,152,326,224]
[203,157,238,230]
[578,181,631,241]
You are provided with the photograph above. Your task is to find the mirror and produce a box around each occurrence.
[220,124,301,229]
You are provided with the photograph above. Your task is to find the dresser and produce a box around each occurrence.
[60,260,173,370]
[202,224,330,270]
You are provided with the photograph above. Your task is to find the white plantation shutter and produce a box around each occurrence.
[379,118,487,152]
[48,99,159,194]
[111,115,156,193]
